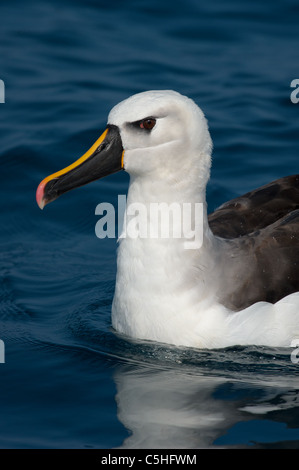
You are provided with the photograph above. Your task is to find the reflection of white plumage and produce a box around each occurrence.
[37,90,299,349]
[114,363,299,449]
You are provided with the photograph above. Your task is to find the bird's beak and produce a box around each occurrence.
[36,124,124,209]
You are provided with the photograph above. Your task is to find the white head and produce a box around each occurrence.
[37,90,213,208]
[108,90,212,184]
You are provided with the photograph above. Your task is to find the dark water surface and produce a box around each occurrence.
[0,0,299,448]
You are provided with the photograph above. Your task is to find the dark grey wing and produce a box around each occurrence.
[252,209,299,304]
[208,174,299,238]
[226,209,299,310]
[208,175,299,310]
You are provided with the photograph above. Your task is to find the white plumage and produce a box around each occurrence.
[107,91,299,348]
[37,90,299,349]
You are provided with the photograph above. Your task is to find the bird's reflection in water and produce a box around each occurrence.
[113,361,299,449]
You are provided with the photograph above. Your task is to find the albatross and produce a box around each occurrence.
[36,90,299,349]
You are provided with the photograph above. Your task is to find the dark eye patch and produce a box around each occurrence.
[140,118,156,130]
[128,117,156,132]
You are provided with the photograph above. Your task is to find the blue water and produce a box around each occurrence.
[0,0,299,449]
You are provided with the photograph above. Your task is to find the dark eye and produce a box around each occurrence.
[140,118,156,130]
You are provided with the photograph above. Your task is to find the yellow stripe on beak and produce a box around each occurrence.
[36,125,124,210]
[40,128,109,188]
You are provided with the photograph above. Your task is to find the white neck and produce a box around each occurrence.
[111,171,223,346]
